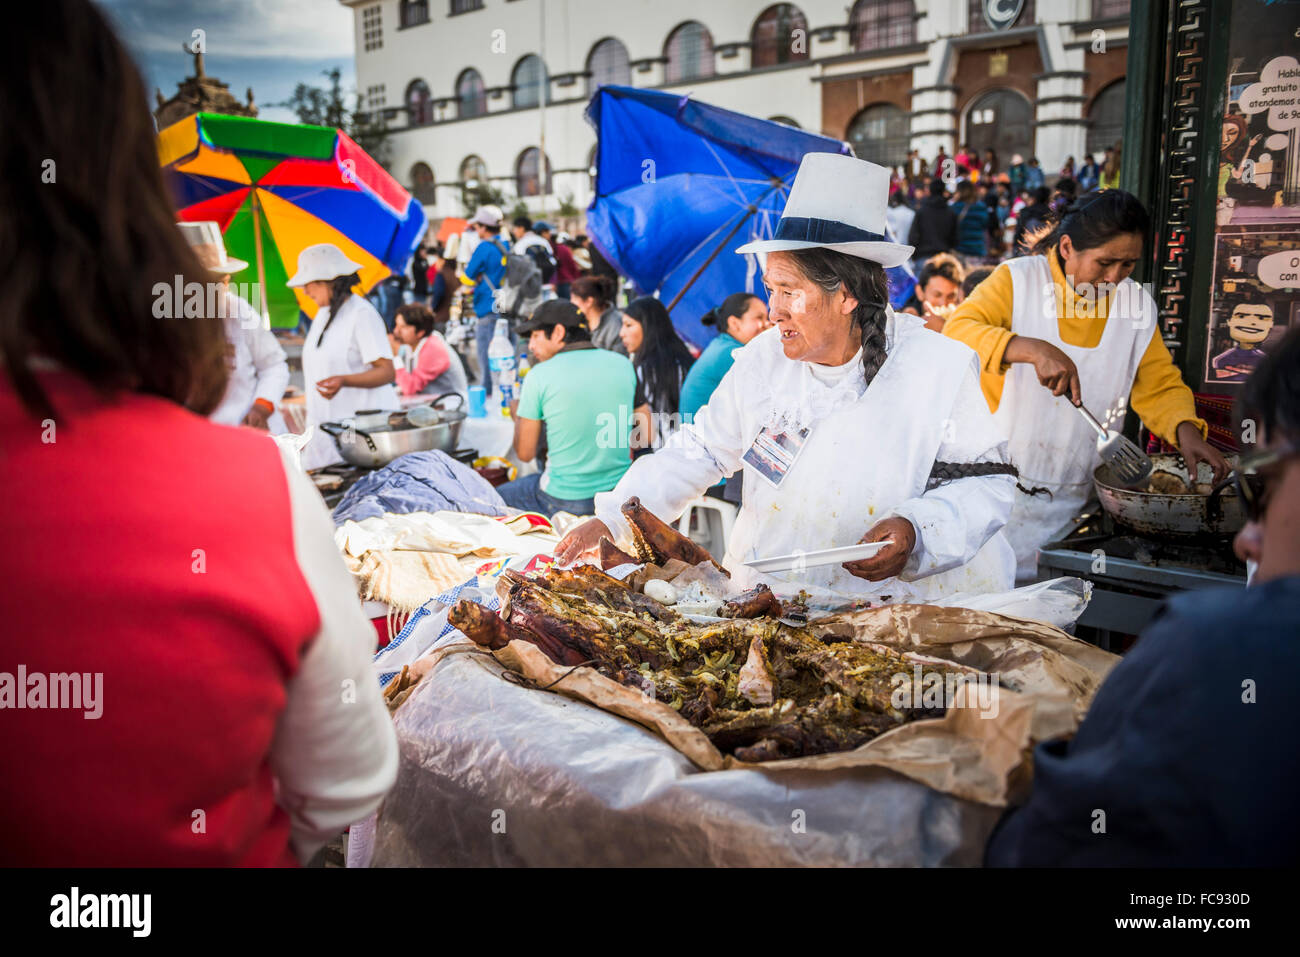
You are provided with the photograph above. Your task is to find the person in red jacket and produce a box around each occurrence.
[0,0,398,866]
[537,223,580,299]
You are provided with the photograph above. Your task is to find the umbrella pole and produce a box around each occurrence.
[251,189,269,323]
[664,178,784,314]
[665,204,756,314]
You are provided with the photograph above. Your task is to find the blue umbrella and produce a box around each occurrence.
[585,86,914,349]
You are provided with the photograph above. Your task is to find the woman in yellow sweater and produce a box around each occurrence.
[944,190,1230,578]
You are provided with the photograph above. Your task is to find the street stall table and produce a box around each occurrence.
[358,561,1111,868]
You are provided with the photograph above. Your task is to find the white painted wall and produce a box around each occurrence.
[340,0,1127,220]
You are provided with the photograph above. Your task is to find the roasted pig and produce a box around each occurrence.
[454,568,964,762]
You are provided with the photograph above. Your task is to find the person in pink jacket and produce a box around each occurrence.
[392,303,469,401]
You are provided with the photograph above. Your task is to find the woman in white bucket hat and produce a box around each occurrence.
[557,152,1021,607]
[288,243,399,470]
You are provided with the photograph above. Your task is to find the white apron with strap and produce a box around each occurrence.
[995,255,1157,578]
[300,294,401,470]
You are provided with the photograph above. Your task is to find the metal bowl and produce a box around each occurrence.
[1094,453,1244,538]
[321,393,466,469]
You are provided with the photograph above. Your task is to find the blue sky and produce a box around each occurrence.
[97,0,356,124]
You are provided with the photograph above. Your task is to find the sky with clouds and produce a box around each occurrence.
[97,0,357,124]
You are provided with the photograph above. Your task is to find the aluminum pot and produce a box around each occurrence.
[320,393,466,469]
[1094,452,1244,538]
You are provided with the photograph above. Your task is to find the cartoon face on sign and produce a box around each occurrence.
[1227,301,1275,346]
[1212,301,1276,383]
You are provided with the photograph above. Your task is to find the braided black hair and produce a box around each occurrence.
[317,271,362,345]
[783,247,890,386]
[928,460,1051,498]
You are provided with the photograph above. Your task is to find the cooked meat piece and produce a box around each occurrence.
[721,584,782,619]
[621,497,729,575]
[1148,471,1191,495]
[450,598,589,666]
[598,537,640,570]
[737,636,776,705]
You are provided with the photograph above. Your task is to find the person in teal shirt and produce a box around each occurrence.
[497,300,637,516]
[679,293,770,420]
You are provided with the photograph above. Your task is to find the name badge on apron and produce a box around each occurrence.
[743,424,811,489]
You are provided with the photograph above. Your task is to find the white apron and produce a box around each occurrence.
[723,322,1013,604]
[300,294,400,470]
[995,256,1156,578]
[597,315,1017,607]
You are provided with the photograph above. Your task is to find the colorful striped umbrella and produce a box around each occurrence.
[158,112,427,328]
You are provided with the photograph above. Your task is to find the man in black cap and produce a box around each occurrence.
[496,300,638,517]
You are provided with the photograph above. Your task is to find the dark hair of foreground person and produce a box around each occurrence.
[0,0,227,419]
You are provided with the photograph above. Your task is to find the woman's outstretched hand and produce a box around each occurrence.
[554,518,613,567]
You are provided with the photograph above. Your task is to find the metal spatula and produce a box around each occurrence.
[1073,401,1153,488]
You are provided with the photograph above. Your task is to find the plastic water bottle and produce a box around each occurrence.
[487,319,516,416]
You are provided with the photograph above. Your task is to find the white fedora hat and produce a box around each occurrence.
[286,243,365,287]
[735,153,914,268]
[176,220,248,276]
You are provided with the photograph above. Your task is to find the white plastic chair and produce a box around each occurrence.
[675,496,738,559]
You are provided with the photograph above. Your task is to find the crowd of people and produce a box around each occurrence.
[887,143,1123,270]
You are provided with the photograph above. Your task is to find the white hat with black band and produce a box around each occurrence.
[734,152,914,268]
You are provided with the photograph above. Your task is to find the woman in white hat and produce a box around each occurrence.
[288,243,398,469]
[556,153,1019,605]
[177,220,289,433]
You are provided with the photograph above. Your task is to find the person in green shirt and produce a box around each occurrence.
[497,300,638,516]
[678,292,770,420]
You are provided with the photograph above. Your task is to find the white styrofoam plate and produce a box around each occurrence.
[744,541,891,573]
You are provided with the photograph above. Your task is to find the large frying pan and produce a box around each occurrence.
[1094,453,1245,538]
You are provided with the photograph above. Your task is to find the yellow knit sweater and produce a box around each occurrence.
[942,250,1206,444]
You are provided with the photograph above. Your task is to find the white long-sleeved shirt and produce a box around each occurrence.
[593,313,1016,604]
[271,447,400,862]
[212,292,291,431]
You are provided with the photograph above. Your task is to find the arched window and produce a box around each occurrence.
[850,1,916,51]
[964,88,1033,165]
[751,5,809,68]
[516,147,552,197]
[587,37,631,94]
[969,0,1034,32]
[1087,80,1126,157]
[768,115,801,128]
[456,68,486,119]
[664,22,714,84]
[459,154,488,187]
[846,103,910,168]
[511,55,549,109]
[405,79,431,126]
[399,0,429,28]
[409,162,436,205]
